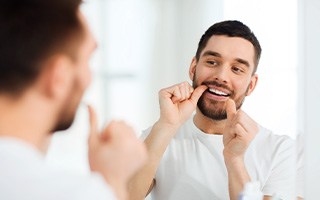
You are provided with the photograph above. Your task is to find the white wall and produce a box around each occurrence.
[299,0,320,198]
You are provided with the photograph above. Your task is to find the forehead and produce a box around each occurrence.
[201,35,255,67]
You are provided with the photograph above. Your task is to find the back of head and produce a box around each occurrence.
[0,0,83,97]
[195,20,262,73]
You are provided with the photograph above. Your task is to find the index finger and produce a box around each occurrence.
[87,104,98,142]
[190,85,208,105]
[226,98,236,120]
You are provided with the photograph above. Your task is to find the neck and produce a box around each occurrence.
[193,108,227,135]
[0,92,55,154]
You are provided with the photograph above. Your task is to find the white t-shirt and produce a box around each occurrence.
[0,138,116,200]
[142,117,296,200]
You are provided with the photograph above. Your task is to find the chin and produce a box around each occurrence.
[52,110,77,133]
[197,100,228,121]
[51,120,73,133]
[203,110,227,121]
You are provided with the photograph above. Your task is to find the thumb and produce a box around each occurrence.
[87,105,99,144]
[226,98,236,120]
[190,85,207,105]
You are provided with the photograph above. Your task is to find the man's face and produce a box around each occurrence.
[190,35,258,121]
[53,12,97,132]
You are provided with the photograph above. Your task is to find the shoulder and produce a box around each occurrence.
[0,151,116,200]
[254,125,294,147]
[250,126,297,199]
[249,125,295,157]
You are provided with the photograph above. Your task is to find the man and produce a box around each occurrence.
[129,20,295,200]
[0,0,146,200]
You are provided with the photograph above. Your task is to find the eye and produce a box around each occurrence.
[206,60,218,66]
[232,66,244,74]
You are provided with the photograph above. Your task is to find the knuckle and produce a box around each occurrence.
[159,89,164,95]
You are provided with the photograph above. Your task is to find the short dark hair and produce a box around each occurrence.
[0,0,83,96]
[195,20,262,73]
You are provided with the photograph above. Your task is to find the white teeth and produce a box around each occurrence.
[208,88,228,96]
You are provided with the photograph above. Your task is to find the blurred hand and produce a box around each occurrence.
[87,105,147,200]
[158,81,207,128]
[223,99,258,163]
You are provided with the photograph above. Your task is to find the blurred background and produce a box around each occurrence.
[46,0,320,198]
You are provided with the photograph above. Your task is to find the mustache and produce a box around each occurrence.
[200,80,232,92]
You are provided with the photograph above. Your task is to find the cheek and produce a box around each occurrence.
[193,69,209,83]
[79,64,92,89]
[84,69,92,87]
[234,80,251,95]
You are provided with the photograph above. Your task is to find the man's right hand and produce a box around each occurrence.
[127,82,206,200]
[87,105,147,200]
[158,81,207,128]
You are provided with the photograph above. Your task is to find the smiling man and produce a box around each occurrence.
[129,20,295,200]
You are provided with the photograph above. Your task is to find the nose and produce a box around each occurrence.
[213,66,229,84]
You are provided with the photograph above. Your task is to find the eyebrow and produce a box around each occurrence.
[235,58,250,68]
[202,50,250,68]
[202,50,222,58]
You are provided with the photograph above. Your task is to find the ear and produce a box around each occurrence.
[39,55,73,99]
[246,74,258,96]
[189,57,197,81]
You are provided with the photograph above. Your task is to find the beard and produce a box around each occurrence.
[52,110,76,132]
[193,75,249,121]
[51,99,79,133]
[50,79,83,133]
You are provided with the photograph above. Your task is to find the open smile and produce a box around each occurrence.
[207,88,230,97]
